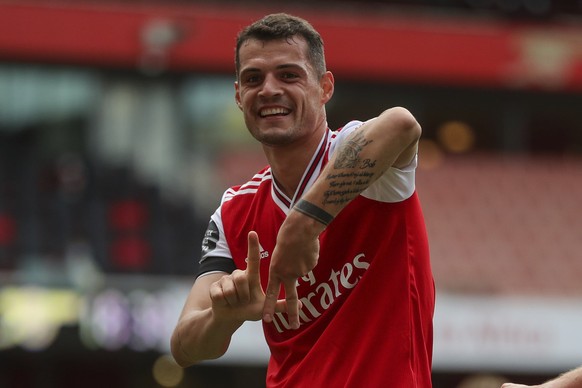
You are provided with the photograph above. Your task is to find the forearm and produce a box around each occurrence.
[171,307,243,367]
[301,106,420,217]
[545,366,582,388]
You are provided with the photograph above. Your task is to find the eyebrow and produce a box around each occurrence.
[240,63,307,77]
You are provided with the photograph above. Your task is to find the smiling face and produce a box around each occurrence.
[235,36,334,148]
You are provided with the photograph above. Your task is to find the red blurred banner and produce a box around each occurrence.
[1,1,582,90]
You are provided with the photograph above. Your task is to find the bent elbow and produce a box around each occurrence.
[172,355,191,369]
[383,106,421,143]
[170,331,191,368]
[170,326,228,367]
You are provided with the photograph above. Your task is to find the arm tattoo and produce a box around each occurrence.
[333,130,374,169]
[323,130,377,206]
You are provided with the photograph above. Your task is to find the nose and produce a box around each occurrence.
[258,73,282,98]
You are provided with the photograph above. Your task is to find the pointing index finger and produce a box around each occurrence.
[246,231,261,285]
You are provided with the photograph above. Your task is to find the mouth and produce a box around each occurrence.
[259,107,290,118]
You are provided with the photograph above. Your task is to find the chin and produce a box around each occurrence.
[257,131,296,147]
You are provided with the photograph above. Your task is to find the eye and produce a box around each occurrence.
[243,74,261,85]
[281,72,299,81]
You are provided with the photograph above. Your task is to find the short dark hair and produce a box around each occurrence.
[235,13,326,79]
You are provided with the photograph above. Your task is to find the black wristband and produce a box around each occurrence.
[293,199,334,226]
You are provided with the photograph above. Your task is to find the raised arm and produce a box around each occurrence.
[263,106,422,328]
[171,231,277,366]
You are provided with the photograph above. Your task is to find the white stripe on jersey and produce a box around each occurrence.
[223,170,272,202]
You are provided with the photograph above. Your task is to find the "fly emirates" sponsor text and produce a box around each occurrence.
[270,253,370,333]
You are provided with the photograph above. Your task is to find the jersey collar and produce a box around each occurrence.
[271,128,331,213]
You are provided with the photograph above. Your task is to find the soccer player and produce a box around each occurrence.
[171,13,435,387]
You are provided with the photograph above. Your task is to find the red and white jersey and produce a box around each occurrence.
[199,120,435,388]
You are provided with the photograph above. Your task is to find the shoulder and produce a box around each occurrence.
[328,120,366,153]
[334,119,365,137]
[222,166,272,204]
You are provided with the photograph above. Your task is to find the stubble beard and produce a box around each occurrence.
[248,121,301,147]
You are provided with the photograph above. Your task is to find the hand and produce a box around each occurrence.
[263,213,321,330]
[210,231,285,323]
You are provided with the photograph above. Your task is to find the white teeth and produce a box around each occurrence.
[260,107,289,117]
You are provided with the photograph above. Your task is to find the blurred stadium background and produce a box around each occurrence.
[1,0,581,387]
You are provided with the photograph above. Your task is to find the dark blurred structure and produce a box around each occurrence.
[0,1,581,387]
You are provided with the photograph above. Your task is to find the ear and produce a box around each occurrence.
[320,71,334,104]
[234,81,242,110]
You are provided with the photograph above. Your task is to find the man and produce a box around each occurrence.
[171,13,435,387]
[502,366,582,388]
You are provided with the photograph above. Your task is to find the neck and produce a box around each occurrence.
[263,129,326,199]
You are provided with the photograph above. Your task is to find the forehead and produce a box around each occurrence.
[238,37,311,71]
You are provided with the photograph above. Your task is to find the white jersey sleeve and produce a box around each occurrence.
[200,206,232,262]
[197,191,234,278]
